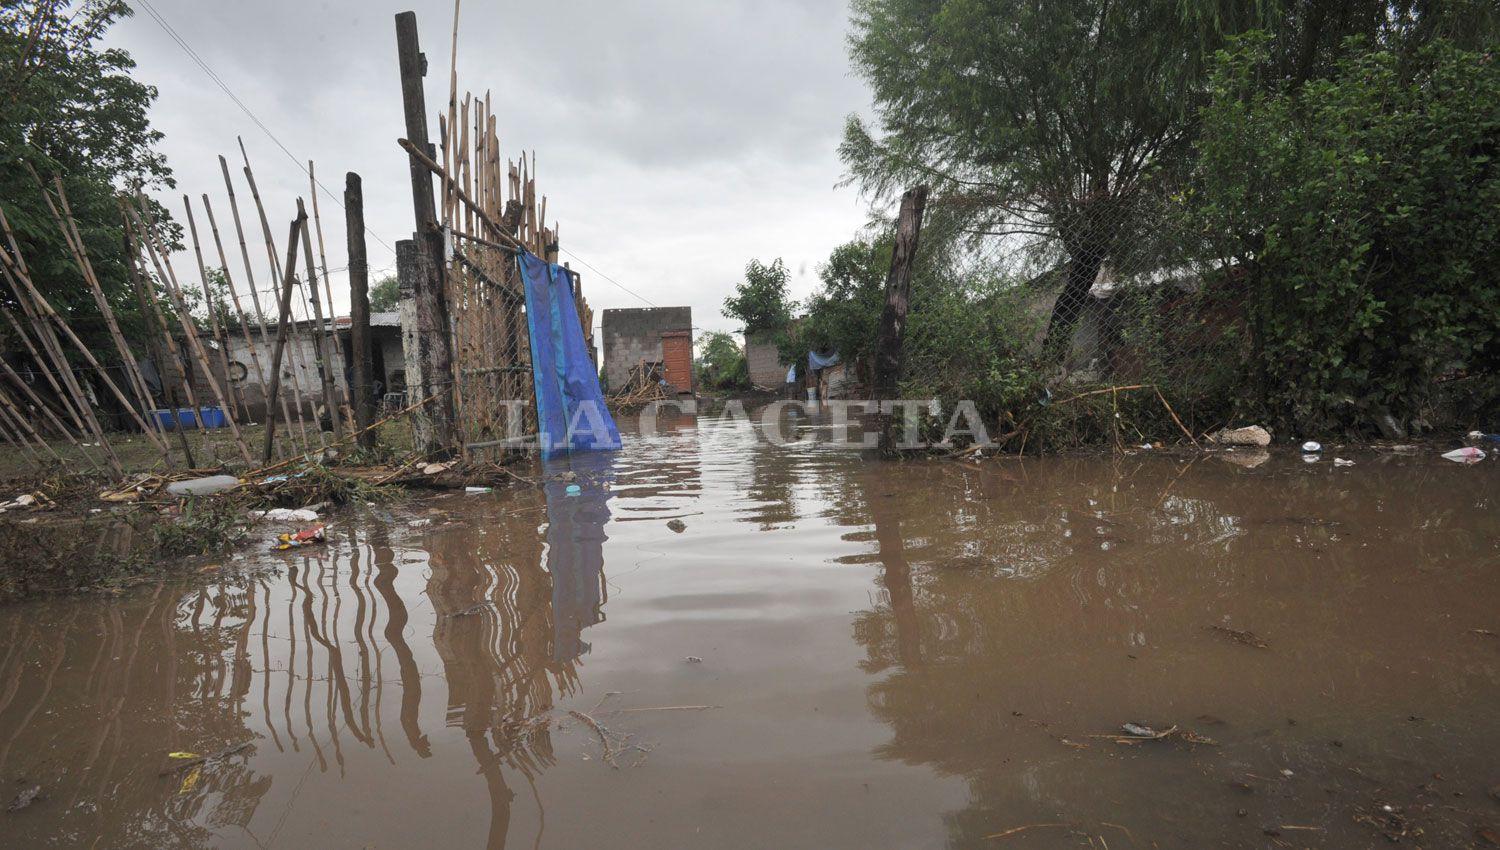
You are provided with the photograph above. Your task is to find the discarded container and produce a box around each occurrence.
[249,508,319,522]
[464,486,493,494]
[1300,441,1322,453]
[165,475,240,497]
[1442,447,1486,463]
[1333,458,1355,467]
[149,407,229,431]
[1210,425,1271,447]
[565,484,582,496]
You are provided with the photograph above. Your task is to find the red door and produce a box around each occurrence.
[660,331,693,394]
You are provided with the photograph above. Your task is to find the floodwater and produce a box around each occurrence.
[3,407,1500,849]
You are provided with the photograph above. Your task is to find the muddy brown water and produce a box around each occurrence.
[3,409,1499,848]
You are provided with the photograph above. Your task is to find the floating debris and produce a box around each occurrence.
[1208,624,1270,649]
[6,784,42,812]
[667,519,687,533]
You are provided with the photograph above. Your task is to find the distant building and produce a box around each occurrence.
[744,330,784,388]
[600,307,694,394]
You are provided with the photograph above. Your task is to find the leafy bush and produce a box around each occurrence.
[695,331,749,390]
[1189,36,1500,434]
[723,258,792,333]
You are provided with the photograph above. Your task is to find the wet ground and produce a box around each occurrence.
[3,407,1499,848]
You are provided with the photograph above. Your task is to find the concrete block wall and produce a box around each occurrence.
[745,331,784,388]
[601,307,691,391]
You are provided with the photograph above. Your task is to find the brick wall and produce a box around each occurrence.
[600,307,692,392]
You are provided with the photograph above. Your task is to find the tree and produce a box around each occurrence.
[694,331,748,390]
[1,0,173,349]
[795,239,888,369]
[722,257,791,333]
[368,274,400,311]
[841,0,1499,360]
[1188,37,1500,433]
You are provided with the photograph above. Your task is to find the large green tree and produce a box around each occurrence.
[841,0,1498,359]
[1,0,173,345]
[722,257,792,333]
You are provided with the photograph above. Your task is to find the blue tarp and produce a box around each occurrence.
[808,350,841,371]
[520,251,621,458]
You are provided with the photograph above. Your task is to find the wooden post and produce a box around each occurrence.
[395,10,458,453]
[239,140,317,448]
[262,212,306,462]
[345,172,377,448]
[306,160,353,432]
[121,219,197,469]
[217,158,302,454]
[129,199,255,466]
[182,195,246,421]
[296,199,341,439]
[871,185,929,452]
[32,171,171,461]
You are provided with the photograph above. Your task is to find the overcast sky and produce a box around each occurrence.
[104,0,880,340]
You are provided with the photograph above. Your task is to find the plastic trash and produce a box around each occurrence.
[1334,458,1355,467]
[1442,447,1486,463]
[165,475,241,497]
[1301,453,1319,463]
[272,524,325,551]
[565,484,582,496]
[249,508,319,522]
[1467,431,1500,445]
[464,486,493,494]
[1301,441,1322,453]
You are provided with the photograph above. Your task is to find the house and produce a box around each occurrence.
[600,307,694,395]
[744,330,785,388]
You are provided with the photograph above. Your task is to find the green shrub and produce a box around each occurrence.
[1189,36,1500,435]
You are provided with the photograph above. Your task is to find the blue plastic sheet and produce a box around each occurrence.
[808,349,842,370]
[520,251,621,457]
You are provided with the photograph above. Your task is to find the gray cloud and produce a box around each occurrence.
[107,0,881,340]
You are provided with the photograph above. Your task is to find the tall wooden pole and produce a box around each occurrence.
[182,195,246,421]
[129,200,255,466]
[216,159,303,455]
[306,160,352,432]
[31,171,170,461]
[238,140,316,447]
[871,185,929,452]
[121,218,197,469]
[262,212,306,462]
[345,172,377,448]
[395,10,458,453]
[297,199,342,439]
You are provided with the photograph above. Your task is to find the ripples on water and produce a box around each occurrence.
[2,407,1499,848]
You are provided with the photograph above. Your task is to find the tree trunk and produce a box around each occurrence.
[1041,246,1105,362]
[871,185,930,453]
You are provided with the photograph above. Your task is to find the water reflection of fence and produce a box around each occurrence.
[0,509,599,847]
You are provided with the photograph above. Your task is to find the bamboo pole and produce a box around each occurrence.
[296,199,342,439]
[129,198,255,465]
[237,141,317,447]
[217,157,303,456]
[306,161,354,432]
[202,196,273,418]
[0,206,92,439]
[0,304,86,442]
[182,195,247,421]
[33,174,173,462]
[0,212,127,475]
[0,384,64,464]
[262,211,306,461]
[0,349,83,451]
[120,205,211,437]
[120,213,197,470]
[0,394,45,468]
